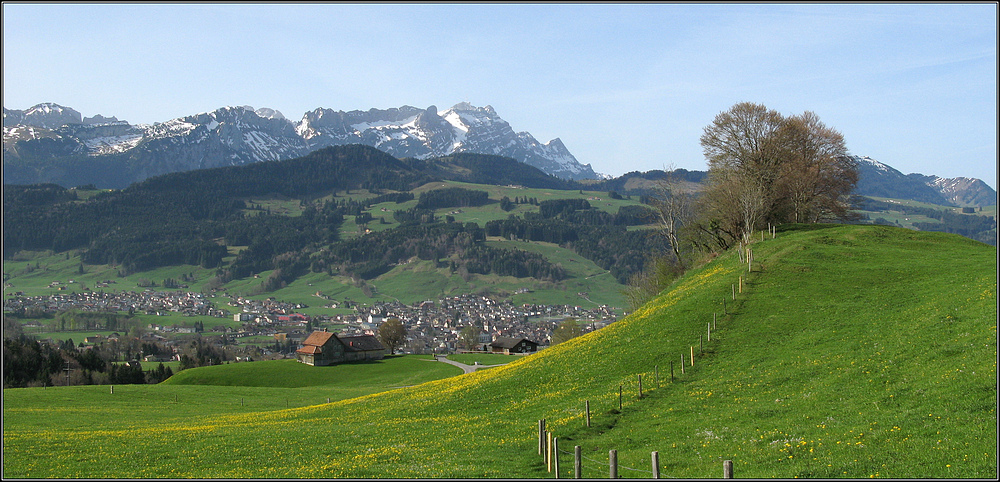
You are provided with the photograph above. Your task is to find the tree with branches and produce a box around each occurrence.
[376,317,407,355]
[695,102,858,249]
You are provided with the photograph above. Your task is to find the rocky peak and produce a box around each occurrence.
[4,103,82,128]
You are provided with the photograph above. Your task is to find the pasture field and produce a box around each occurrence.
[162,356,457,389]
[446,353,518,366]
[3,224,995,478]
[337,180,650,241]
[858,196,997,231]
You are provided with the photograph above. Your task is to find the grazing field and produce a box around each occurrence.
[446,353,518,366]
[3,224,995,478]
[163,356,459,389]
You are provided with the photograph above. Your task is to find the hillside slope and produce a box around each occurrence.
[3,224,995,478]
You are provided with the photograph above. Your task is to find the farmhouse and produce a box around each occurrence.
[490,337,539,354]
[295,331,387,366]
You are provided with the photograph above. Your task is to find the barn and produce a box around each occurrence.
[490,337,539,354]
[296,331,386,366]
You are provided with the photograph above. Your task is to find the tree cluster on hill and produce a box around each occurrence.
[462,245,566,281]
[690,103,859,250]
[306,220,568,282]
[499,195,539,212]
[416,187,489,210]
[486,206,669,284]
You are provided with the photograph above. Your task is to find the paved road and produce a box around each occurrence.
[430,355,506,374]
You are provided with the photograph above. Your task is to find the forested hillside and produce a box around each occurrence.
[3,145,666,297]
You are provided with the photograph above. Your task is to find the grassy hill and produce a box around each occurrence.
[2,224,995,478]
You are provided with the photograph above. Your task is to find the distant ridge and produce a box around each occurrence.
[3,102,596,188]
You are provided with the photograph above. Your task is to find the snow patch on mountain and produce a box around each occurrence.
[852,155,899,175]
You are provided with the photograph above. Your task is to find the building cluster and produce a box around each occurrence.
[332,294,618,354]
[226,296,311,326]
[4,289,228,318]
[6,289,618,356]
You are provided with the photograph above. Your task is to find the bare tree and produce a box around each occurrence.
[376,317,407,355]
[649,165,696,264]
[700,102,787,243]
[775,111,857,223]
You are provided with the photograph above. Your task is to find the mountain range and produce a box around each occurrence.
[3,102,995,207]
[852,155,996,207]
[3,102,595,188]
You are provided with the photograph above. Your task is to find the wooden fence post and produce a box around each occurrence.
[655,365,659,388]
[619,385,623,410]
[547,431,553,472]
[110,385,113,394]
[680,354,685,374]
[553,436,560,478]
[723,460,733,478]
[638,374,643,399]
[609,449,618,479]
[585,401,591,427]
[539,419,546,456]
[739,275,742,293]
[708,322,711,342]
[670,361,674,382]
[690,346,695,366]
[732,284,736,300]
[574,445,582,479]
[651,451,660,479]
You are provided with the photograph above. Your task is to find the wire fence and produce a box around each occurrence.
[554,445,683,479]
[534,230,773,478]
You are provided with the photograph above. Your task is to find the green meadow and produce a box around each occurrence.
[3,224,995,478]
[446,353,518,366]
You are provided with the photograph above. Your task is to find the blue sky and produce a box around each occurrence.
[3,3,996,188]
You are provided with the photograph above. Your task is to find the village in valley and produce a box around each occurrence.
[4,286,619,364]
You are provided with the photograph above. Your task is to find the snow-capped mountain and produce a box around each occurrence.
[297,102,594,179]
[852,155,996,207]
[3,102,596,188]
[4,103,83,129]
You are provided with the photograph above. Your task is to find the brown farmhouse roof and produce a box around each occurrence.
[339,335,385,352]
[301,331,337,347]
[295,331,385,355]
